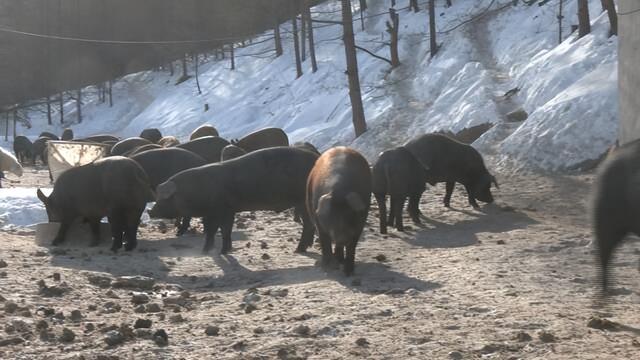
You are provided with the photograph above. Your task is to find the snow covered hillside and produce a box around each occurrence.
[5,0,617,171]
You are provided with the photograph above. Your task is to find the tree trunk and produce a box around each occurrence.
[195,53,202,94]
[429,0,438,57]
[558,0,563,44]
[108,81,113,107]
[446,0,452,7]
[182,55,188,78]
[603,0,617,37]
[292,9,303,78]
[5,112,9,141]
[76,89,82,123]
[301,13,307,62]
[577,0,590,38]
[169,61,174,76]
[12,110,16,140]
[359,0,367,12]
[387,9,400,67]
[59,93,64,124]
[230,42,235,70]
[274,20,283,57]
[304,0,318,73]
[46,95,52,125]
[600,0,607,12]
[341,0,367,138]
[410,0,419,12]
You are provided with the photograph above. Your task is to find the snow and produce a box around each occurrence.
[0,188,48,230]
[0,0,619,227]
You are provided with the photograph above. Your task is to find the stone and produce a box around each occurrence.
[134,328,153,339]
[244,303,258,314]
[87,274,112,288]
[134,305,146,313]
[35,320,48,331]
[131,293,150,305]
[205,326,220,336]
[0,259,7,268]
[448,351,463,360]
[261,253,271,260]
[60,328,75,343]
[4,301,18,313]
[169,314,185,323]
[134,319,152,329]
[515,331,532,342]
[0,337,24,347]
[111,276,155,290]
[70,310,83,321]
[538,331,556,343]
[292,325,310,336]
[374,254,387,262]
[505,108,528,122]
[104,330,125,346]
[102,302,122,314]
[153,329,168,346]
[145,303,162,313]
[266,288,288,298]
[355,337,369,347]
[587,317,618,330]
[52,273,61,281]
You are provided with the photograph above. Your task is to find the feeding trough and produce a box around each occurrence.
[47,140,110,182]
[35,221,112,247]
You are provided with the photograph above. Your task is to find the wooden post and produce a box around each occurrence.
[12,110,17,139]
[108,81,113,107]
[387,8,400,67]
[341,0,367,137]
[292,9,303,78]
[602,0,617,37]
[301,14,307,62]
[429,0,438,58]
[4,112,8,141]
[304,0,318,73]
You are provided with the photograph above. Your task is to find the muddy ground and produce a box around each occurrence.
[1,166,640,360]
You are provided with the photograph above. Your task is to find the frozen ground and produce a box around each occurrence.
[1,167,640,359]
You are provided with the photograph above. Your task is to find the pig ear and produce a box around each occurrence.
[346,192,366,212]
[36,188,48,204]
[491,175,499,189]
[156,181,177,201]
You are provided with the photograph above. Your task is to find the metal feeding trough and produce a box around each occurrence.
[35,221,112,247]
[47,141,110,182]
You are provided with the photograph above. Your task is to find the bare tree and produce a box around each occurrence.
[602,0,617,36]
[194,53,202,94]
[303,0,318,73]
[446,0,452,7]
[59,92,64,124]
[230,42,235,70]
[301,14,306,62]
[577,0,590,38]
[429,0,438,57]
[274,19,283,57]
[76,89,82,123]
[359,0,367,12]
[46,95,52,125]
[386,9,400,67]
[558,0,563,44]
[341,0,366,137]
[410,0,419,12]
[292,6,303,78]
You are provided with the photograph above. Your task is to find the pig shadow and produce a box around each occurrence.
[48,231,440,295]
[404,204,538,248]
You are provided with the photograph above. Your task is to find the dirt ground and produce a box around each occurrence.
[1,165,640,360]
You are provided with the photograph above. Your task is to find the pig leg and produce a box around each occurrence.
[220,212,235,255]
[334,244,345,264]
[408,192,422,224]
[176,217,191,236]
[51,221,71,246]
[464,184,480,209]
[108,211,125,251]
[375,193,388,234]
[343,242,357,276]
[595,218,627,295]
[392,195,406,232]
[318,229,335,268]
[444,181,455,208]
[295,205,315,253]
[123,207,143,251]
[88,218,102,247]
[387,197,396,226]
[202,216,220,253]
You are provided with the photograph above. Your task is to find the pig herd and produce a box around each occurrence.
[22,126,499,276]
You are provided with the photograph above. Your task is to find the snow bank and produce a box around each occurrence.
[0,188,48,229]
[486,1,618,170]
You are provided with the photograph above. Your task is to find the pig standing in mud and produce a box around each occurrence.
[37,157,154,251]
[593,140,640,295]
[306,147,371,276]
[149,147,319,254]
